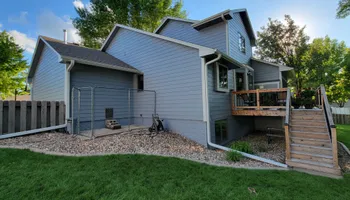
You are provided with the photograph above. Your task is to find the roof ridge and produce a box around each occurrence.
[39,35,98,51]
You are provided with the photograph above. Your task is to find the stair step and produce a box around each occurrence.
[290,120,326,126]
[291,151,333,164]
[291,115,325,120]
[291,144,333,155]
[290,158,333,168]
[292,110,323,116]
[290,137,331,148]
[290,131,329,140]
[290,125,328,133]
[286,159,341,176]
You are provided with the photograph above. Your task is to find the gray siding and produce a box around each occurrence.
[228,13,252,64]
[105,28,207,145]
[254,117,283,131]
[70,64,134,129]
[251,60,280,83]
[158,20,227,53]
[208,63,254,144]
[31,45,65,101]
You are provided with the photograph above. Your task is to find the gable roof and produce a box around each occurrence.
[28,36,141,79]
[154,9,256,46]
[100,24,217,56]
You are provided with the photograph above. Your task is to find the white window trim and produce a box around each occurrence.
[216,63,229,92]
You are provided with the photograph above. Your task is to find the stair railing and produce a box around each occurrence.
[284,88,292,161]
[319,85,338,167]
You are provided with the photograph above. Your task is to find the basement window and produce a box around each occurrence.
[215,119,228,144]
[216,63,229,92]
[238,32,246,54]
[138,75,144,90]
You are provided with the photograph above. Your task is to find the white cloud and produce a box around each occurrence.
[37,11,81,43]
[73,0,93,13]
[0,23,2,29]
[73,0,84,9]
[8,30,36,53]
[8,11,29,24]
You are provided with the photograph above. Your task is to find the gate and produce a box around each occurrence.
[71,86,156,138]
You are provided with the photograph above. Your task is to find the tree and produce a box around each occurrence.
[73,0,187,49]
[337,0,350,18]
[0,31,28,99]
[255,15,310,95]
[302,37,350,106]
[302,36,347,88]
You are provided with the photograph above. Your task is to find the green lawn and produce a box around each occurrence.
[337,124,350,148]
[0,149,349,200]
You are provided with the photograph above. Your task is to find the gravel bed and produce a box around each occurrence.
[338,143,350,173]
[236,132,285,163]
[0,131,280,169]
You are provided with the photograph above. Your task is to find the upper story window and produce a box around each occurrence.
[216,63,229,92]
[138,75,144,90]
[238,32,246,54]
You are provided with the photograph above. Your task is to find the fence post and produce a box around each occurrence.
[31,101,37,129]
[20,101,27,131]
[8,101,15,133]
[0,101,3,134]
[41,101,47,128]
[50,101,56,127]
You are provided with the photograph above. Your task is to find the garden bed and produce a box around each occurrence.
[231,132,285,163]
[0,131,280,169]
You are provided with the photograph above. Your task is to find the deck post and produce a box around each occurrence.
[331,127,338,167]
[256,89,260,110]
[284,125,291,160]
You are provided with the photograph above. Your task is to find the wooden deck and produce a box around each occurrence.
[231,88,288,117]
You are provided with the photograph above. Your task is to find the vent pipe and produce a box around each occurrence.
[63,29,67,44]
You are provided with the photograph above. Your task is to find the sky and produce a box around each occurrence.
[0,0,349,63]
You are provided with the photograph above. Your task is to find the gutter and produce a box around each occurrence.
[202,52,288,168]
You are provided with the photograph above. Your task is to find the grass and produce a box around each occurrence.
[337,124,350,148]
[0,149,350,200]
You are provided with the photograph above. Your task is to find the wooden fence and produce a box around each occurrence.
[0,101,65,135]
[331,107,350,125]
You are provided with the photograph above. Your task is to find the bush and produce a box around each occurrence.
[226,150,242,162]
[230,141,253,154]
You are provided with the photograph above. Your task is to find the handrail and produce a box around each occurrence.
[231,88,288,95]
[284,88,291,125]
[320,85,335,128]
[320,85,338,167]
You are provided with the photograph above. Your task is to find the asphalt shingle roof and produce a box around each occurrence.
[41,36,139,72]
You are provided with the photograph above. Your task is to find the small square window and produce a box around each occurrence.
[216,63,229,92]
[238,33,246,54]
[215,119,228,144]
[138,75,144,90]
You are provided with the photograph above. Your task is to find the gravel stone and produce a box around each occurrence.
[0,131,282,169]
[338,143,350,173]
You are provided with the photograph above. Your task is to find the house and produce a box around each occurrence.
[27,9,340,176]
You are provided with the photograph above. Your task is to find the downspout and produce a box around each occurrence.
[65,60,75,121]
[203,53,288,168]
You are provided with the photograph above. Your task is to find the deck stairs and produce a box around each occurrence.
[286,109,341,177]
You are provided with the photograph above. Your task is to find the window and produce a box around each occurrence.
[238,33,246,53]
[138,75,144,90]
[215,119,228,144]
[216,63,229,92]
[247,71,254,90]
[236,72,245,91]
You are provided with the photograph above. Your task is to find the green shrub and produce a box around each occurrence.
[230,141,253,154]
[226,150,242,162]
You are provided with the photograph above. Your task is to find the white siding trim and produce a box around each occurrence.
[201,58,207,121]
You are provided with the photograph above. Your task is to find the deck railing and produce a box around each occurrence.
[232,88,288,111]
[319,85,338,167]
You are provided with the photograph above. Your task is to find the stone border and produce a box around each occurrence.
[0,145,288,171]
[338,142,350,156]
